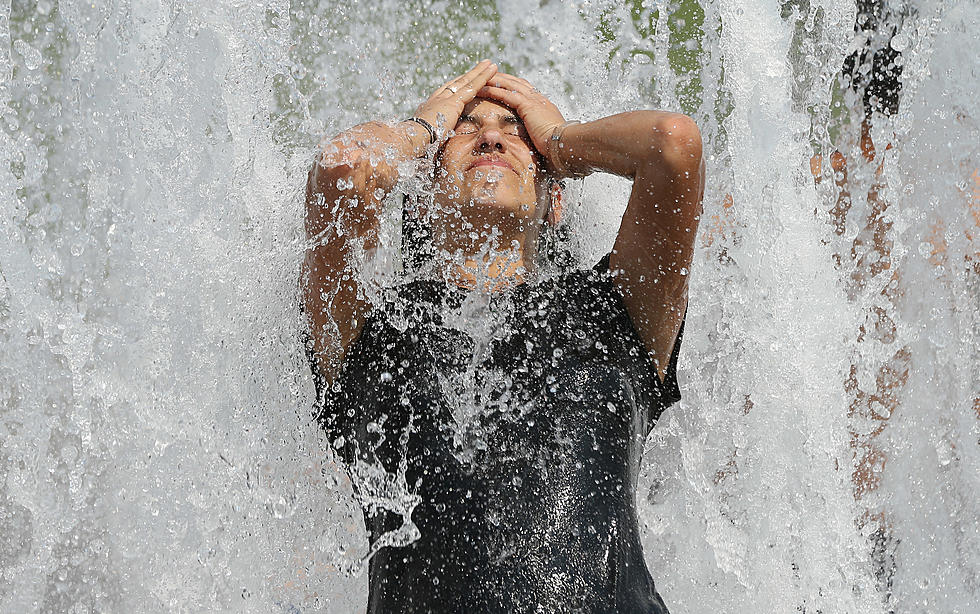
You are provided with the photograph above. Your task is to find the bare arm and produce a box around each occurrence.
[304,61,499,385]
[561,112,704,381]
[303,121,423,384]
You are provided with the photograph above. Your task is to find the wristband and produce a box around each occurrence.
[548,120,584,179]
[404,117,437,145]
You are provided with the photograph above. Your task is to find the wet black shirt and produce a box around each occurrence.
[315,253,683,614]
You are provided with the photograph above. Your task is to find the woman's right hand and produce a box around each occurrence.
[412,60,498,140]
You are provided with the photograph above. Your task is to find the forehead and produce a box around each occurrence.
[458,98,521,124]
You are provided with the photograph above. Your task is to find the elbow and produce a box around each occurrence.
[309,121,394,197]
[305,140,367,239]
[318,121,390,170]
[649,112,703,174]
[309,138,371,198]
[316,138,368,180]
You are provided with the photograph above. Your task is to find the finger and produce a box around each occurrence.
[441,60,494,94]
[454,59,492,83]
[456,61,498,96]
[488,72,537,96]
[486,75,556,114]
[496,72,535,89]
[476,85,529,110]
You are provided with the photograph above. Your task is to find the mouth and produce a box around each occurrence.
[467,156,516,175]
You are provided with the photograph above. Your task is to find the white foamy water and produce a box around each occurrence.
[1,1,976,613]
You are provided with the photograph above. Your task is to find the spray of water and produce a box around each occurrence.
[1,1,976,612]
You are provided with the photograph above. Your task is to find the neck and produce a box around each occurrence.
[433,222,534,293]
[451,253,527,292]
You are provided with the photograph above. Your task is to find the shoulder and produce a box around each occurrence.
[547,252,684,418]
[521,252,633,342]
[556,252,622,313]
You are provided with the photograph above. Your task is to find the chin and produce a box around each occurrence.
[467,190,528,214]
[469,181,531,207]
[440,178,536,223]
[466,202,538,233]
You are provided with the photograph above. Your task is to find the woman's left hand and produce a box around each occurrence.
[477,73,566,163]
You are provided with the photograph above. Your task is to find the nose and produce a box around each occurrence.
[475,127,505,153]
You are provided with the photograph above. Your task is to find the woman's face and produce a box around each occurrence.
[431,98,547,239]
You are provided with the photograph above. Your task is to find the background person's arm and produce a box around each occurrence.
[304,61,498,384]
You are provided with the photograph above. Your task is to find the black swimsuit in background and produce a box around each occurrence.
[312,253,683,614]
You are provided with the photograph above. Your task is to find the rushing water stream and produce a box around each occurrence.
[1,1,977,612]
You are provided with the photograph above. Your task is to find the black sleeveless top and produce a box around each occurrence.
[314,253,683,614]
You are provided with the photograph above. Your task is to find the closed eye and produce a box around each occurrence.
[502,115,524,136]
[452,114,526,137]
[454,115,479,135]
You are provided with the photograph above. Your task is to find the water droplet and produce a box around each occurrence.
[272,496,291,518]
[891,32,909,52]
[13,40,42,71]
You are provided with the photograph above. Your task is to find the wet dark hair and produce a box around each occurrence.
[401,194,435,273]
[842,0,910,118]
